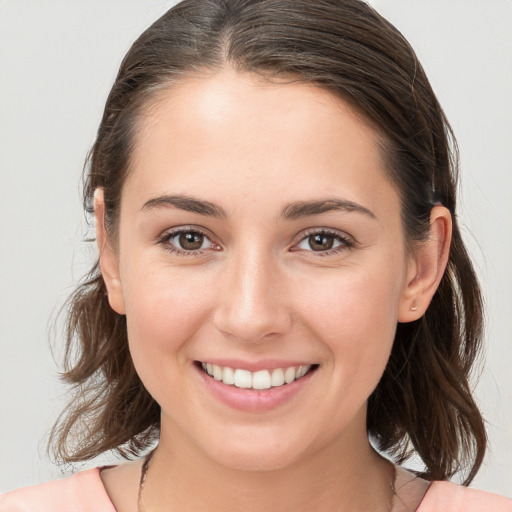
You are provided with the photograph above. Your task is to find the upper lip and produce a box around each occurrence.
[195,359,317,372]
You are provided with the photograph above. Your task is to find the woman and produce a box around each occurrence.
[1,0,510,510]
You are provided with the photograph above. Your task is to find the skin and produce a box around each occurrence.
[97,69,452,512]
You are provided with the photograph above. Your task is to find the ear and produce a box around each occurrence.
[94,189,126,315]
[398,205,452,322]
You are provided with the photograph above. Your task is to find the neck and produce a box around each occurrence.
[142,413,394,512]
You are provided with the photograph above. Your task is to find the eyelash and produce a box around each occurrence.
[157,227,354,257]
[157,227,219,256]
[294,229,354,256]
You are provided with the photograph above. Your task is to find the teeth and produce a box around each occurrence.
[297,365,308,378]
[271,368,285,387]
[234,369,252,388]
[222,366,235,385]
[284,367,296,384]
[252,370,271,390]
[212,365,223,381]
[201,363,312,389]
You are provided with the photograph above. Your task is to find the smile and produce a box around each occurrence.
[199,362,315,390]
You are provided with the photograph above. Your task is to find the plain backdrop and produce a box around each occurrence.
[0,0,511,496]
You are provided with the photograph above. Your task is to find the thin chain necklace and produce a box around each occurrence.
[136,451,397,512]
[137,450,155,512]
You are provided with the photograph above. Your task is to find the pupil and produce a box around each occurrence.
[309,234,334,251]
[179,232,203,250]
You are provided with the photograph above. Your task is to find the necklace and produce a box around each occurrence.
[137,449,155,512]
[137,451,399,512]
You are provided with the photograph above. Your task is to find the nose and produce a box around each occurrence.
[213,248,292,343]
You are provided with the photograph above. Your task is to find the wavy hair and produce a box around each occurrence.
[50,0,486,484]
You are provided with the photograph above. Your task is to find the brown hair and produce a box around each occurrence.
[51,0,486,484]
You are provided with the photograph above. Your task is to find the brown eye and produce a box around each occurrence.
[294,231,352,254]
[178,231,205,250]
[308,234,335,251]
[162,230,215,253]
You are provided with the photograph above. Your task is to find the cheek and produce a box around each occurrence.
[301,262,403,333]
[298,265,403,395]
[121,264,214,371]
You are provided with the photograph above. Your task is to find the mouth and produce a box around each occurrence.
[196,361,318,390]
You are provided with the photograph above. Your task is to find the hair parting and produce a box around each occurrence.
[50,0,486,484]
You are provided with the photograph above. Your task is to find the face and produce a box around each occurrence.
[99,69,422,471]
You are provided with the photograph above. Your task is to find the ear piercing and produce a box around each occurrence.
[410,304,420,312]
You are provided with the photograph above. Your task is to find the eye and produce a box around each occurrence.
[294,230,353,254]
[174,231,209,251]
[158,228,218,254]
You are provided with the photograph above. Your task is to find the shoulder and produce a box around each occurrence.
[418,480,512,512]
[0,468,116,512]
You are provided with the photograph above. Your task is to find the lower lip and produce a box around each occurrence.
[196,364,316,413]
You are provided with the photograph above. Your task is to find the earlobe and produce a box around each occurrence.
[398,206,452,323]
[94,189,126,315]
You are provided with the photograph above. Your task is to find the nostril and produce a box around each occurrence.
[213,307,293,343]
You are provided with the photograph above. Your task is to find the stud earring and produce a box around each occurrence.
[410,304,420,312]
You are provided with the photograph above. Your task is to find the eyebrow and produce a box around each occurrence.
[281,198,376,220]
[141,194,228,219]
[140,194,375,221]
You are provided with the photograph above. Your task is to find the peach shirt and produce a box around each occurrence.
[1,467,511,512]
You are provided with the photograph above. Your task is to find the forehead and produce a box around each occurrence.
[135,69,379,158]
[124,69,398,218]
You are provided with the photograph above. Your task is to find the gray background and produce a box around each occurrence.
[1,0,511,496]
